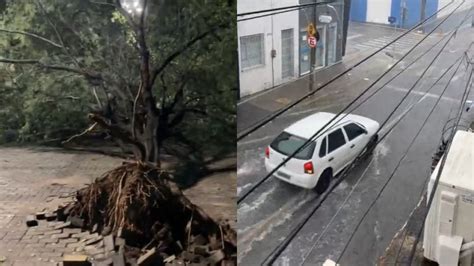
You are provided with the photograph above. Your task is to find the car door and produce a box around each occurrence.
[326,127,349,174]
[343,122,369,160]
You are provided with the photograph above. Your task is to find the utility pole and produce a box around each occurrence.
[420,0,427,33]
[308,2,319,92]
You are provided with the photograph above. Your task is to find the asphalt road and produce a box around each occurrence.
[237,10,474,266]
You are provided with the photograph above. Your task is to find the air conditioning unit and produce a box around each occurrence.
[423,130,474,266]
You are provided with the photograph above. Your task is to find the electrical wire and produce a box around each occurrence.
[302,54,466,266]
[237,1,337,17]
[237,0,455,141]
[237,0,466,205]
[406,65,474,266]
[335,55,468,265]
[261,10,472,264]
[264,37,468,266]
[393,60,473,263]
[238,7,301,22]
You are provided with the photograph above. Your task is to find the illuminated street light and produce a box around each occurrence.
[120,0,143,15]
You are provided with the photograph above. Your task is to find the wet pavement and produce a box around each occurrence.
[237,7,474,266]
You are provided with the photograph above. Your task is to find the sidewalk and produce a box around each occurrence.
[0,147,236,265]
[237,49,376,133]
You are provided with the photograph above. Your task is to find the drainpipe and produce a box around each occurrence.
[342,0,351,56]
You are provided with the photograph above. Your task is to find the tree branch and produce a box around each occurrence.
[62,122,98,144]
[150,22,228,87]
[0,58,102,80]
[89,113,146,160]
[35,0,81,67]
[0,28,63,48]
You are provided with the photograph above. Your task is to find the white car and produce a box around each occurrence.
[264,112,380,193]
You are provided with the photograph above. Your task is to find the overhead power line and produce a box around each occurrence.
[237,0,455,141]
[237,7,301,22]
[336,54,469,264]
[406,65,474,265]
[237,1,336,17]
[305,53,468,266]
[261,8,472,264]
[237,0,465,205]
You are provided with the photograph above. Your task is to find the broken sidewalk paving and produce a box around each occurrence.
[0,149,236,266]
[20,200,233,266]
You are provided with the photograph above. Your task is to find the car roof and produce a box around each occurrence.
[284,112,362,140]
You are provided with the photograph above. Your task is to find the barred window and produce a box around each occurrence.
[240,34,265,69]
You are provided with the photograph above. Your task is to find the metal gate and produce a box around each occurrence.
[281,28,294,79]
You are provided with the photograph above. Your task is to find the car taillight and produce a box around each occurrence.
[265,147,270,158]
[304,162,314,174]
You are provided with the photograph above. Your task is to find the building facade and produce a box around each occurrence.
[237,0,348,98]
[237,0,300,97]
[349,0,470,28]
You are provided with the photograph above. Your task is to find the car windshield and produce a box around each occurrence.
[270,132,316,160]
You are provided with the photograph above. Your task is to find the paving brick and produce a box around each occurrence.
[103,235,114,252]
[36,211,46,220]
[51,232,71,239]
[65,228,82,234]
[62,246,76,253]
[67,242,85,248]
[82,233,99,240]
[25,243,45,249]
[54,221,72,230]
[44,229,62,235]
[46,242,67,249]
[4,233,23,240]
[39,238,59,244]
[25,215,38,227]
[61,238,79,244]
[63,254,91,266]
[45,213,57,221]
[25,230,45,236]
[71,232,90,239]
[41,252,63,258]
[19,238,39,244]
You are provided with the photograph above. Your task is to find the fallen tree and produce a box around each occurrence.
[1,0,236,263]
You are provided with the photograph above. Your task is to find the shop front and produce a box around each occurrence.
[299,0,345,76]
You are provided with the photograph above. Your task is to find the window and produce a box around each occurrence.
[319,137,327,157]
[270,132,316,160]
[240,34,264,69]
[343,123,366,141]
[327,129,346,153]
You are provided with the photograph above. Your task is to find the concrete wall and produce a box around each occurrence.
[366,0,392,24]
[350,0,444,28]
[238,0,299,97]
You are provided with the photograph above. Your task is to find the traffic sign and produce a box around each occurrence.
[307,36,317,48]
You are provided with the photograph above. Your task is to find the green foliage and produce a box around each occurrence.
[0,0,236,160]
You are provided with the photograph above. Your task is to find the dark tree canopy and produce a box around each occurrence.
[0,0,237,166]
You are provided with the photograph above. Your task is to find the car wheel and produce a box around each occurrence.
[364,134,379,156]
[315,169,332,194]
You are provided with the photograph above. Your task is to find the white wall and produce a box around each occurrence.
[366,0,392,24]
[238,0,299,97]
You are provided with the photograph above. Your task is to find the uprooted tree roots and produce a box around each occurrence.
[66,161,236,263]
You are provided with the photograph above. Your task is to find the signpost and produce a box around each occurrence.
[307,23,318,92]
[388,16,397,56]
